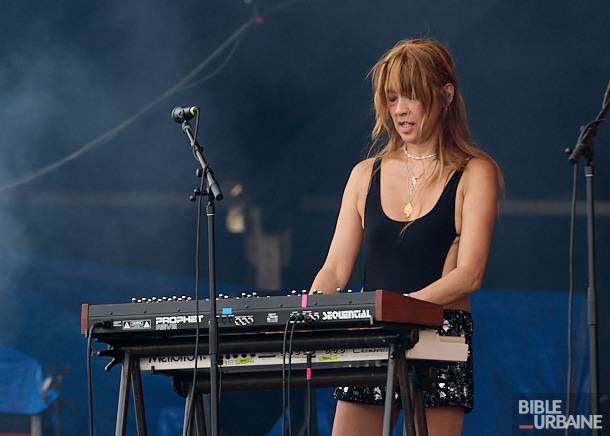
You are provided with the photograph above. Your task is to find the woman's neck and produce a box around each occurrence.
[403,140,437,158]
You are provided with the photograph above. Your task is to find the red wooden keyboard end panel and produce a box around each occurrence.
[81,303,89,336]
[374,290,443,327]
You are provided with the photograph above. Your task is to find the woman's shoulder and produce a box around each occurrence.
[461,155,500,192]
[462,156,497,175]
[351,157,376,176]
[345,157,376,184]
[344,158,376,197]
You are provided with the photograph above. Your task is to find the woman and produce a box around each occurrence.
[310,39,501,436]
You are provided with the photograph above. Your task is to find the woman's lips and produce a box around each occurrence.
[398,121,415,134]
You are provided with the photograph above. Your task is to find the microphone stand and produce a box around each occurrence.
[567,80,610,433]
[181,119,223,436]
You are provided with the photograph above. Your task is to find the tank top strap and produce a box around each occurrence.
[447,158,471,237]
[370,158,382,189]
[364,158,383,216]
[445,157,471,192]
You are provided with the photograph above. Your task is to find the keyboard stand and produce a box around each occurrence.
[106,328,435,436]
[182,389,207,436]
[114,351,149,436]
[382,343,429,436]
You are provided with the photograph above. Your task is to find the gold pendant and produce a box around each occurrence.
[404,202,413,218]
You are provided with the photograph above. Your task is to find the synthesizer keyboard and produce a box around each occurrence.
[82,290,444,340]
[83,290,467,435]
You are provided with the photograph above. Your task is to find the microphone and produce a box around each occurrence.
[171,106,198,123]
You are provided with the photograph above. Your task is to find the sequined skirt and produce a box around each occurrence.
[333,309,474,413]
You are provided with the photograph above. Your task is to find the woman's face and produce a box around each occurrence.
[385,89,428,145]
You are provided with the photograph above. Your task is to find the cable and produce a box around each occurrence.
[0,0,317,193]
[176,34,245,95]
[86,322,103,436]
[305,352,312,436]
[0,19,254,193]
[182,115,204,436]
[190,111,202,165]
[194,109,200,146]
[287,318,298,436]
[183,142,206,436]
[281,318,291,436]
[565,162,578,435]
[218,364,222,402]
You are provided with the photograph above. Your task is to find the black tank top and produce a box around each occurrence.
[363,158,464,294]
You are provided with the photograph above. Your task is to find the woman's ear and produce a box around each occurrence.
[442,83,455,106]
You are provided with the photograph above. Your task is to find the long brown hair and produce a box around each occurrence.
[368,38,502,187]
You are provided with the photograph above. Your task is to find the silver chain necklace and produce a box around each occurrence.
[402,147,437,218]
[403,144,437,160]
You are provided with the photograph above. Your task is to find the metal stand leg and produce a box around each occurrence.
[396,355,416,436]
[305,352,317,436]
[115,352,132,436]
[193,394,207,436]
[183,389,195,436]
[130,357,148,436]
[184,388,208,436]
[382,344,397,436]
[410,373,428,436]
[30,414,42,436]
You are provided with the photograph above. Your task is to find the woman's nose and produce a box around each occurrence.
[395,96,410,115]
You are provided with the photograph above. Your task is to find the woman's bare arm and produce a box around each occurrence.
[409,157,498,305]
[310,160,372,293]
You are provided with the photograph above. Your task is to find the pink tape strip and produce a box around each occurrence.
[306,368,312,380]
[301,294,308,308]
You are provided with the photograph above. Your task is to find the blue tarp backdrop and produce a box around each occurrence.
[0,347,58,415]
[0,254,590,435]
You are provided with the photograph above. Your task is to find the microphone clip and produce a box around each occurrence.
[172,106,198,123]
